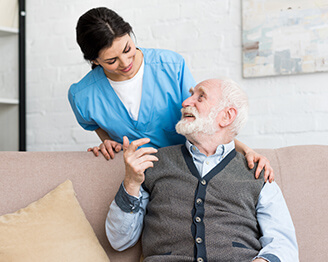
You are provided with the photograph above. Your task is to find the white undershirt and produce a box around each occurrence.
[108,60,144,121]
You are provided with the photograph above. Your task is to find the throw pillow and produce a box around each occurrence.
[0,180,110,262]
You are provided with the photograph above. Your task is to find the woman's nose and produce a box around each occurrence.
[119,56,130,68]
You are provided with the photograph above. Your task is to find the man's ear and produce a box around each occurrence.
[218,107,237,128]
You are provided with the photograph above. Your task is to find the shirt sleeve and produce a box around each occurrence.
[105,183,149,251]
[254,181,299,262]
[68,86,99,131]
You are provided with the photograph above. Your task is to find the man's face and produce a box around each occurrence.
[176,80,223,136]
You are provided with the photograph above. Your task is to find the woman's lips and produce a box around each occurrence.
[121,62,133,73]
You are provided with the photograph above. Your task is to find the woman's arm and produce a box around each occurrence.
[87,128,122,159]
[234,139,274,182]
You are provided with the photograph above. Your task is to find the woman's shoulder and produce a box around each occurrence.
[140,47,185,64]
[69,66,105,96]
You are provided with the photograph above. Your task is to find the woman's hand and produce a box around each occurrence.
[87,139,122,160]
[245,150,274,183]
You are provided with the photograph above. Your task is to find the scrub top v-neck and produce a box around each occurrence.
[68,47,196,148]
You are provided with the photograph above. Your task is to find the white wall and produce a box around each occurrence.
[26,0,328,151]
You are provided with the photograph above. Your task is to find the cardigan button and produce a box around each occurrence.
[196,237,203,244]
[201,179,207,185]
[195,216,201,223]
[197,257,204,262]
[196,198,203,205]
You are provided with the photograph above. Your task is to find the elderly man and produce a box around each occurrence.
[106,79,298,262]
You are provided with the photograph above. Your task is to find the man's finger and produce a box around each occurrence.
[123,136,130,152]
[134,147,158,159]
[126,137,151,152]
[135,155,159,165]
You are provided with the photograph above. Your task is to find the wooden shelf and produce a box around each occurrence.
[0,0,25,151]
[0,26,18,36]
[0,98,19,104]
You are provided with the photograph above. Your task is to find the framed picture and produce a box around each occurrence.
[242,0,328,78]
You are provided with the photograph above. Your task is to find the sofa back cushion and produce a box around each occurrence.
[257,145,328,261]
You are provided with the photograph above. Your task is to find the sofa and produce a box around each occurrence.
[0,145,327,261]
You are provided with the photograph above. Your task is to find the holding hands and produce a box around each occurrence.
[122,136,158,197]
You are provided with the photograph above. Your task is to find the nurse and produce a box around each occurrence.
[68,7,273,180]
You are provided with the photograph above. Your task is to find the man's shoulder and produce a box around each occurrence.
[157,144,184,156]
[232,152,265,181]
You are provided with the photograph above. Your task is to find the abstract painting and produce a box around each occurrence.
[242,0,328,78]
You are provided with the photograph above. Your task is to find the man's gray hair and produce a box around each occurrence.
[219,79,249,136]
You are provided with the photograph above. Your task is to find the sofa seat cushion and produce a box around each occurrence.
[0,180,110,262]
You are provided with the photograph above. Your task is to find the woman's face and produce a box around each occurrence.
[94,34,141,81]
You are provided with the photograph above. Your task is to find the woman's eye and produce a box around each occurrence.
[124,46,131,53]
[107,59,116,65]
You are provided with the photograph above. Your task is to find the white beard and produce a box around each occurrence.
[175,106,219,138]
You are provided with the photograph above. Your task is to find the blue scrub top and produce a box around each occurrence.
[68,48,196,148]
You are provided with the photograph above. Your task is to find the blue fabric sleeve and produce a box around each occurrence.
[67,85,99,131]
[178,57,196,103]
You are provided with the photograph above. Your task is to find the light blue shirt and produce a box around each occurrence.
[68,48,196,148]
[106,141,299,262]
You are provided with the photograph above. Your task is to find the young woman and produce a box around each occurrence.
[68,7,273,180]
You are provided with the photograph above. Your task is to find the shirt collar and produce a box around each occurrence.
[185,139,235,159]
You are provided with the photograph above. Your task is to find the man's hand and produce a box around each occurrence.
[245,150,274,183]
[123,136,158,197]
[87,139,122,160]
[253,258,268,262]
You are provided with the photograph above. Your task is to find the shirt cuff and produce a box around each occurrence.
[254,254,281,262]
[114,182,142,213]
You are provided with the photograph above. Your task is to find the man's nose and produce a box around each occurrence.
[182,96,194,108]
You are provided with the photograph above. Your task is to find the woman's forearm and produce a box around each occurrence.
[95,128,112,142]
[234,138,253,155]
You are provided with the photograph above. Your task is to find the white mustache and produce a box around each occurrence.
[181,107,199,119]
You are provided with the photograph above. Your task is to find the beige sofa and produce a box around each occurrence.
[0,145,327,261]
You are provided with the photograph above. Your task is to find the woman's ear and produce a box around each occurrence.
[218,107,237,128]
[92,60,99,66]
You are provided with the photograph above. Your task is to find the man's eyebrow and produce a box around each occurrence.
[198,86,207,96]
[189,87,194,95]
[104,42,129,62]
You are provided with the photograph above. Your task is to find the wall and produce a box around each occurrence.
[26,0,328,151]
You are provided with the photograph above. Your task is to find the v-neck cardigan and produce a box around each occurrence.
[142,144,264,262]
[68,48,196,148]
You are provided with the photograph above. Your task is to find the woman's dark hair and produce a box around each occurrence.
[76,7,133,69]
